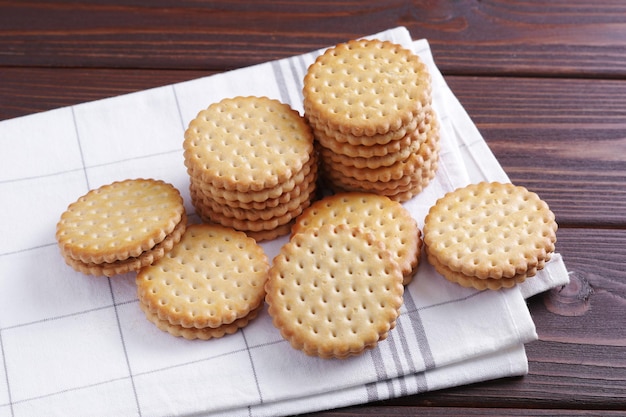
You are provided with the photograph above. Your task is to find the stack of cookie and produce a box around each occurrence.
[303,39,440,203]
[183,96,318,241]
[423,182,558,290]
[137,223,269,340]
[56,178,187,277]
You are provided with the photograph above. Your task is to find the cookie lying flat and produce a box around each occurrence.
[137,223,269,335]
[423,181,558,290]
[183,96,314,193]
[292,192,422,285]
[56,178,186,276]
[303,39,431,137]
[266,224,404,359]
[184,96,317,240]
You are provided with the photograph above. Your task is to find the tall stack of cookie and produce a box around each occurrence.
[183,96,318,241]
[303,39,440,203]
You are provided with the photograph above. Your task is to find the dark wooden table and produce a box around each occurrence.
[2,1,625,415]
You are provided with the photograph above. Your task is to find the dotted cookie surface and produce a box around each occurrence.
[423,182,558,282]
[137,223,269,329]
[303,39,431,137]
[266,224,404,359]
[56,178,185,265]
[183,96,314,192]
[292,192,422,284]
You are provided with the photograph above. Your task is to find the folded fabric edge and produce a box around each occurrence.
[209,344,528,417]
[519,253,570,299]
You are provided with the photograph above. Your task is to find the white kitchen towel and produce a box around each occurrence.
[0,27,569,417]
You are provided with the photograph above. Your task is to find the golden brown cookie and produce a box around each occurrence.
[195,180,316,222]
[56,178,185,265]
[292,192,421,285]
[266,224,404,359]
[303,39,431,137]
[321,129,440,201]
[192,192,312,233]
[61,213,187,277]
[137,223,269,330]
[324,121,439,183]
[316,129,414,159]
[318,111,436,169]
[190,155,318,206]
[320,133,421,170]
[183,96,314,192]
[307,106,427,147]
[423,182,558,289]
[383,161,439,203]
[139,302,263,340]
[243,222,296,242]
[325,162,438,204]
[425,247,540,290]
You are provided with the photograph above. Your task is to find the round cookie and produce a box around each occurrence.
[425,247,540,291]
[321,129,440,195]
[307,107,424,147]
[139,302,263,340]
[423,182,558,284]
[291,192,422,285]
[324,126,439,183]
[183,96,314,192]
[190,155,318,206]
[137,223,269,329]
[196,180,316,222]
[303,39,431,137]
[192,192,312,233]
[316,129,414,159]
[56,178,185,265]
[325,158,438,204]
[265,224,404,359]
[320,133,420,170]
[319,111,437,169]
[61,213,187,277]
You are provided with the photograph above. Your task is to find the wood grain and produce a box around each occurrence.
[2,1,626,76]
[0,67,210,120]
[303,409,626,416]
[447,75,626,227]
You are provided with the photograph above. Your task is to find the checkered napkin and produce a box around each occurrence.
[0,27,569,417]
